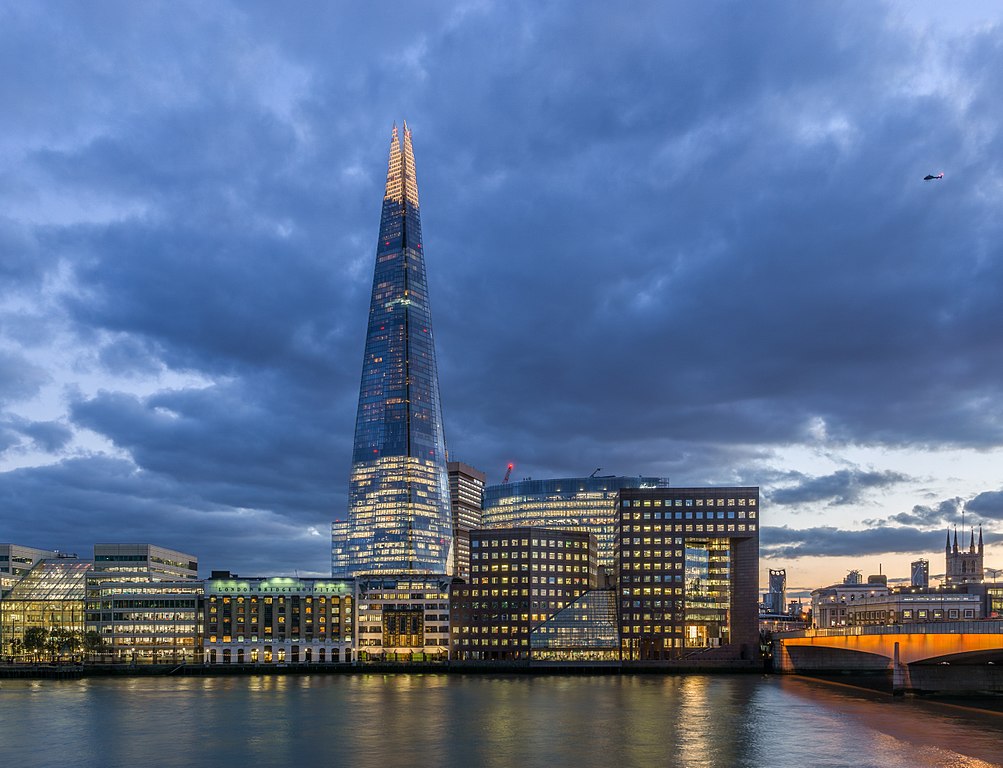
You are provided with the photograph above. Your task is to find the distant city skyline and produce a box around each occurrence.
[2,3,1003,590]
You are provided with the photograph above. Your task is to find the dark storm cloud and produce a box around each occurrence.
[3,1,1003,573]
[17,419,73,453]
[881,490,1003,528]
[762,525,944,560]
[0,455,332,574]
[0,351,47,404]
[769,469,912,507]
[395,0,1003,481]
[967,490,1003,521]
[0,218,50,283]
[69,380,350,518]
[885,497,963,527]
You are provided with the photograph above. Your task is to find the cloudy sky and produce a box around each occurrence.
[3,1,1003,591]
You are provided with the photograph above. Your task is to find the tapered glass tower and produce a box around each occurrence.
[332,123,452,577]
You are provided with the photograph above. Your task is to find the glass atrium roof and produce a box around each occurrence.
[4,559,91,601]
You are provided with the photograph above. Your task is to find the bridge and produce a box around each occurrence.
[773,621,1003,693]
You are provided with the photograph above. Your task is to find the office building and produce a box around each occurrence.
[355,575,451,661]
[844,587,981,626]
[332,123,451,577]
[450,527,598,661]
[811,571,891,628]
[529,589,620,661]
[204,574,354,664]
[911,558,930,588]
[482,476,669,572]
[0,544,59,594]
[0,556,90,661]
[764,568,786,615]
[448,461,486,580]
[85,544,202,663]
[617,487,760,660]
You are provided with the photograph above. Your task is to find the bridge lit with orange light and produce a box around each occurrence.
[773,621,1003,693]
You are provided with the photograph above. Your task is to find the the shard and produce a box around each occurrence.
[332,123,452,577]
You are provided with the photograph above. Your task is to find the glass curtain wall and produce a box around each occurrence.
[684,539,731,647]
[334,123,451,577]
[0,559,89,661]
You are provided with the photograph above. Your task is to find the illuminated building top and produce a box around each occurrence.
[482,476,669,569]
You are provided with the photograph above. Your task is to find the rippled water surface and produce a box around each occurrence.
[2,674,1002,768]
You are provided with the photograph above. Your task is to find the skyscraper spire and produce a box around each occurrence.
[384,124,403,202]
[332,122,451,577]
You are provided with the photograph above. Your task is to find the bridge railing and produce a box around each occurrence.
[777,620,1003,639]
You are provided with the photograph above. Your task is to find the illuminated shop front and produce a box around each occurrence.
[355,576,450,662]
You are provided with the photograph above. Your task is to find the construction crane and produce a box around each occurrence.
[503,463,514,483]
[589,467,602,478]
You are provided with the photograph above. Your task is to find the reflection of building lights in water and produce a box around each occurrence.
[672,676,715,767]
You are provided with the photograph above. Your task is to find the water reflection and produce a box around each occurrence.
[1,674,1001,768]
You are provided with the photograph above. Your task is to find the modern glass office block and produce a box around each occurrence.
[482,476,669,570]
[530,589,620,661]
[0,558,90,660]
[333,124,451,577]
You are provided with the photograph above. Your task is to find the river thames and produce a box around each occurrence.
[2,673,1002,767]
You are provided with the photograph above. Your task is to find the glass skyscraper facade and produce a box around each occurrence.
[332,123,452,577]
[482,476,669,571]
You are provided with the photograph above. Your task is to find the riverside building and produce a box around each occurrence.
[204,574,354,664]
[617,486,760,661]
[0,556,90,661]
[0,544,59,594]
[332,122,452,578]
[811,572,891,628]
[482,475,669,574]
[450,527,599,661]
[844,588,982,626]
[355,575,451,661]
[84,544,202,664]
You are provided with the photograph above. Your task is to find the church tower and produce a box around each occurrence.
[945,525,984,585]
